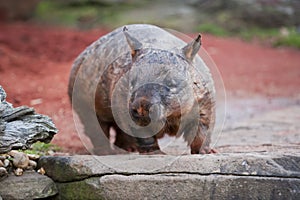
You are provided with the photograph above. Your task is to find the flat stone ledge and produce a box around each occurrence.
[38,153,300,199]
[38,153,300,183]
[56,174,300,200]
[0,171,58,200]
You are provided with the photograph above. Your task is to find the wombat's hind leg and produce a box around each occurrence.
[190,134,217,154]
[190,135,204,154]
[112,125,139,153]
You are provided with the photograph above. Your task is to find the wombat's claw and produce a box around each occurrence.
[209,148,218,153]
[125,146,138,152]
[199,147,218,154]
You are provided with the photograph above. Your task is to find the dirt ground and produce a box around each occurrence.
[0,22,299,154]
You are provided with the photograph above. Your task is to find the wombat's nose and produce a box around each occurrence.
[130,98,151,126]
[136,106,145,116]
[130,98,151,116]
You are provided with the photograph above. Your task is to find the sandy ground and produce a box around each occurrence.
[0,22,299,154]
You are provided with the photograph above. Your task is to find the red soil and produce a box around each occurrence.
[0,22,299,153]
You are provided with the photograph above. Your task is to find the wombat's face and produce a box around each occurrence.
[129,83,170,127]
[122,28,201,135]
[128,49,192,127]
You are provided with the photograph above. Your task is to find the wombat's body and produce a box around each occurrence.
[68,24,215,154]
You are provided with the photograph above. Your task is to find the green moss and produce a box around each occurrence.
[196,23,229,37]
[34,1,300,49]
[57,178,105,200]
[34,0,145,29]
[238,27,279,41]
[274,28,300,49]
[35,1,98,28]
[238,27,300,49]
[22,141,61,156]
[196,23,300,49]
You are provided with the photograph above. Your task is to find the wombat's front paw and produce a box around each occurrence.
[199,147,218,154]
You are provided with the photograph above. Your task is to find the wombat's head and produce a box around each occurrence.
[123,27,201,128]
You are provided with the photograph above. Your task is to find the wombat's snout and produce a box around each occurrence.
[129,97,151,126]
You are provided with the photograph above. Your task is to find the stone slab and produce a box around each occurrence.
[38,153,300,183]
[54,174,300,200]
[39,153,300,199]
[0,171,58,200]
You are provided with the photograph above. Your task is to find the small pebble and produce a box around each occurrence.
[27,160,37,170]
[12,152,29,169]
[14,168,23,176]
[47,150,55,155]
[37,167,46,175]
[8,150,18,157]
[0,155,6,161]
[3,159,10,168]
[0,160,4,167]
[27,154,40,161]
[0,167,7,177]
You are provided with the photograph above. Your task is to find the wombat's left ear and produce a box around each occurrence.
[182,34,201,62]
[123,26,143,58]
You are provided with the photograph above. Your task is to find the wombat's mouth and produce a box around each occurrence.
[132,116,151,127]
[129,83,170,127]
[129,97,151,127]
[130,109,151,126]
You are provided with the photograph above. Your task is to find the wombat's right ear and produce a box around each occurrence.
[123,26,143,58]
[182,34,201,62]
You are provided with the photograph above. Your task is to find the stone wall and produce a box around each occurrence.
[1,153,299,199]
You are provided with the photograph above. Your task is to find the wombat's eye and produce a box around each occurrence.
[131,106,137,113]
[130,108,139,118]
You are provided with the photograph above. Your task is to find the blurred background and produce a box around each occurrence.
[0,0,299,154]
[1,0,300,48]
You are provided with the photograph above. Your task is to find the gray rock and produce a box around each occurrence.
[0,167,7,178]
[39,153,300,183]
[3,159,10,168]
[38,155,115,182]
[0,171,58,200]
[38,152,300,199]
[0,85,58,154]
[11,151,30,169]
[54,172,300,200]
[28,160,37,169]
[14,168,24,176]
[56,178,105,200]
[100,174,299,200]
[27,153,40,160]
